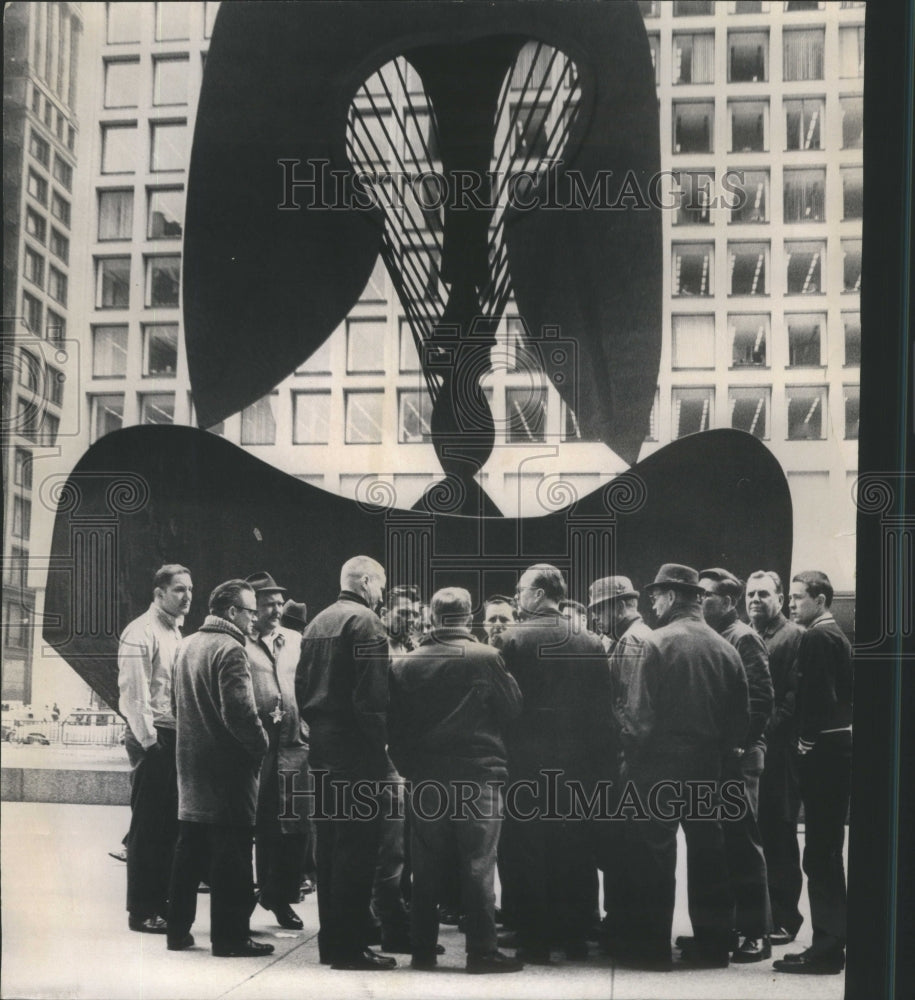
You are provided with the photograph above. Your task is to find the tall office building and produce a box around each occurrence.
[14,0,865,707]
[2,2,82,703]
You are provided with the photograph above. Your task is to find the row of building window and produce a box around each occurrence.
[671,239,860,296]
[640,2,865,18]
[17,351,64,406]
[646,26,864,85]
[28,130,74,188]
[13,396,60,447]
[97,187,183,240]
[85,384,859,448]
[101,120,187,174]
[671,312,861,368]
[671,100,862,154]
[675,168,861,226]
[22,249,68,306]
[92,324,178,378]
[92,256,180,310]
[19,293,65,342]
[30,1,79,110]
[107,1,219,45]
[104,54,193,108]
[88,308,861,385]
[31,85,77,151]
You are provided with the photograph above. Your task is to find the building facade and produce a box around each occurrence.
[4,0,864,706]
[2,1,82,702]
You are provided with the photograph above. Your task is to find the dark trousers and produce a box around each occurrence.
[314,786,382,963]
[126,726,177,918]
[408,780,501,958]
[255,824,307,907]
[502,778,596,951]
[627,755,734,959]
[759,753,803,935]
[371,780,409,937]
[798,732,852,954]
[595,771,636,947]
[255,765,306,907]
[167,821,256,948]
[722,747,772,938]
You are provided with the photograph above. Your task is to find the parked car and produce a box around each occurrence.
[21,732,51,745]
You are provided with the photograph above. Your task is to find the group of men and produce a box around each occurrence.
[116,553,853,977]
[118,567,312,958]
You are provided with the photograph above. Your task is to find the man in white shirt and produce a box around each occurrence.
[118,563,192,934]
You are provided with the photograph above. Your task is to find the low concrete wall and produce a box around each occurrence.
[1,767,130,805]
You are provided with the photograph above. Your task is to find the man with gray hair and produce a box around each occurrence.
[295,555,395,971]
[167,579,272,957]
[389,587,523,974]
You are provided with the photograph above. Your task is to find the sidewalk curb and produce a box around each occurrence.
[1,767,130,805]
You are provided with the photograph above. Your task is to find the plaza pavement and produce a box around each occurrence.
[1,800,845,1000]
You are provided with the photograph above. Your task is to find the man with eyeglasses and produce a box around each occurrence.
[167,579,272,957]
[498,564,613,964]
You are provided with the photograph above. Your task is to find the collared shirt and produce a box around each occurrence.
[117,602,183,747]
[795,611,853,741]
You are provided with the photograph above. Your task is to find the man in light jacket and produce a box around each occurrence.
[118,563,192,935]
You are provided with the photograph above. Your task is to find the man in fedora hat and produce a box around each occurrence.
[623,564,749,970]
[587,575,652,957]
[280,600,308,634]
[699,567,774,964]
[244,572,311,932]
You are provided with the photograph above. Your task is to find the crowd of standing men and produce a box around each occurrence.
[115,553,852,976]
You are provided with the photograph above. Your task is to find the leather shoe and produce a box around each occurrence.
[467,950,524,974]
[129,915,168,934]
[167,933,195,951]
[212,939,275,958]
[770,925,798,946]
[732,936,771,963]
[773,947,844,974]
[332,948,397,971]
[269,902,303,930]
[410,954,437,970]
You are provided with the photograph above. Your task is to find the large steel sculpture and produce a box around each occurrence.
[44,1,792,708]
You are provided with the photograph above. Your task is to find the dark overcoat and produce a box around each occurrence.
[173,616,268,827]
